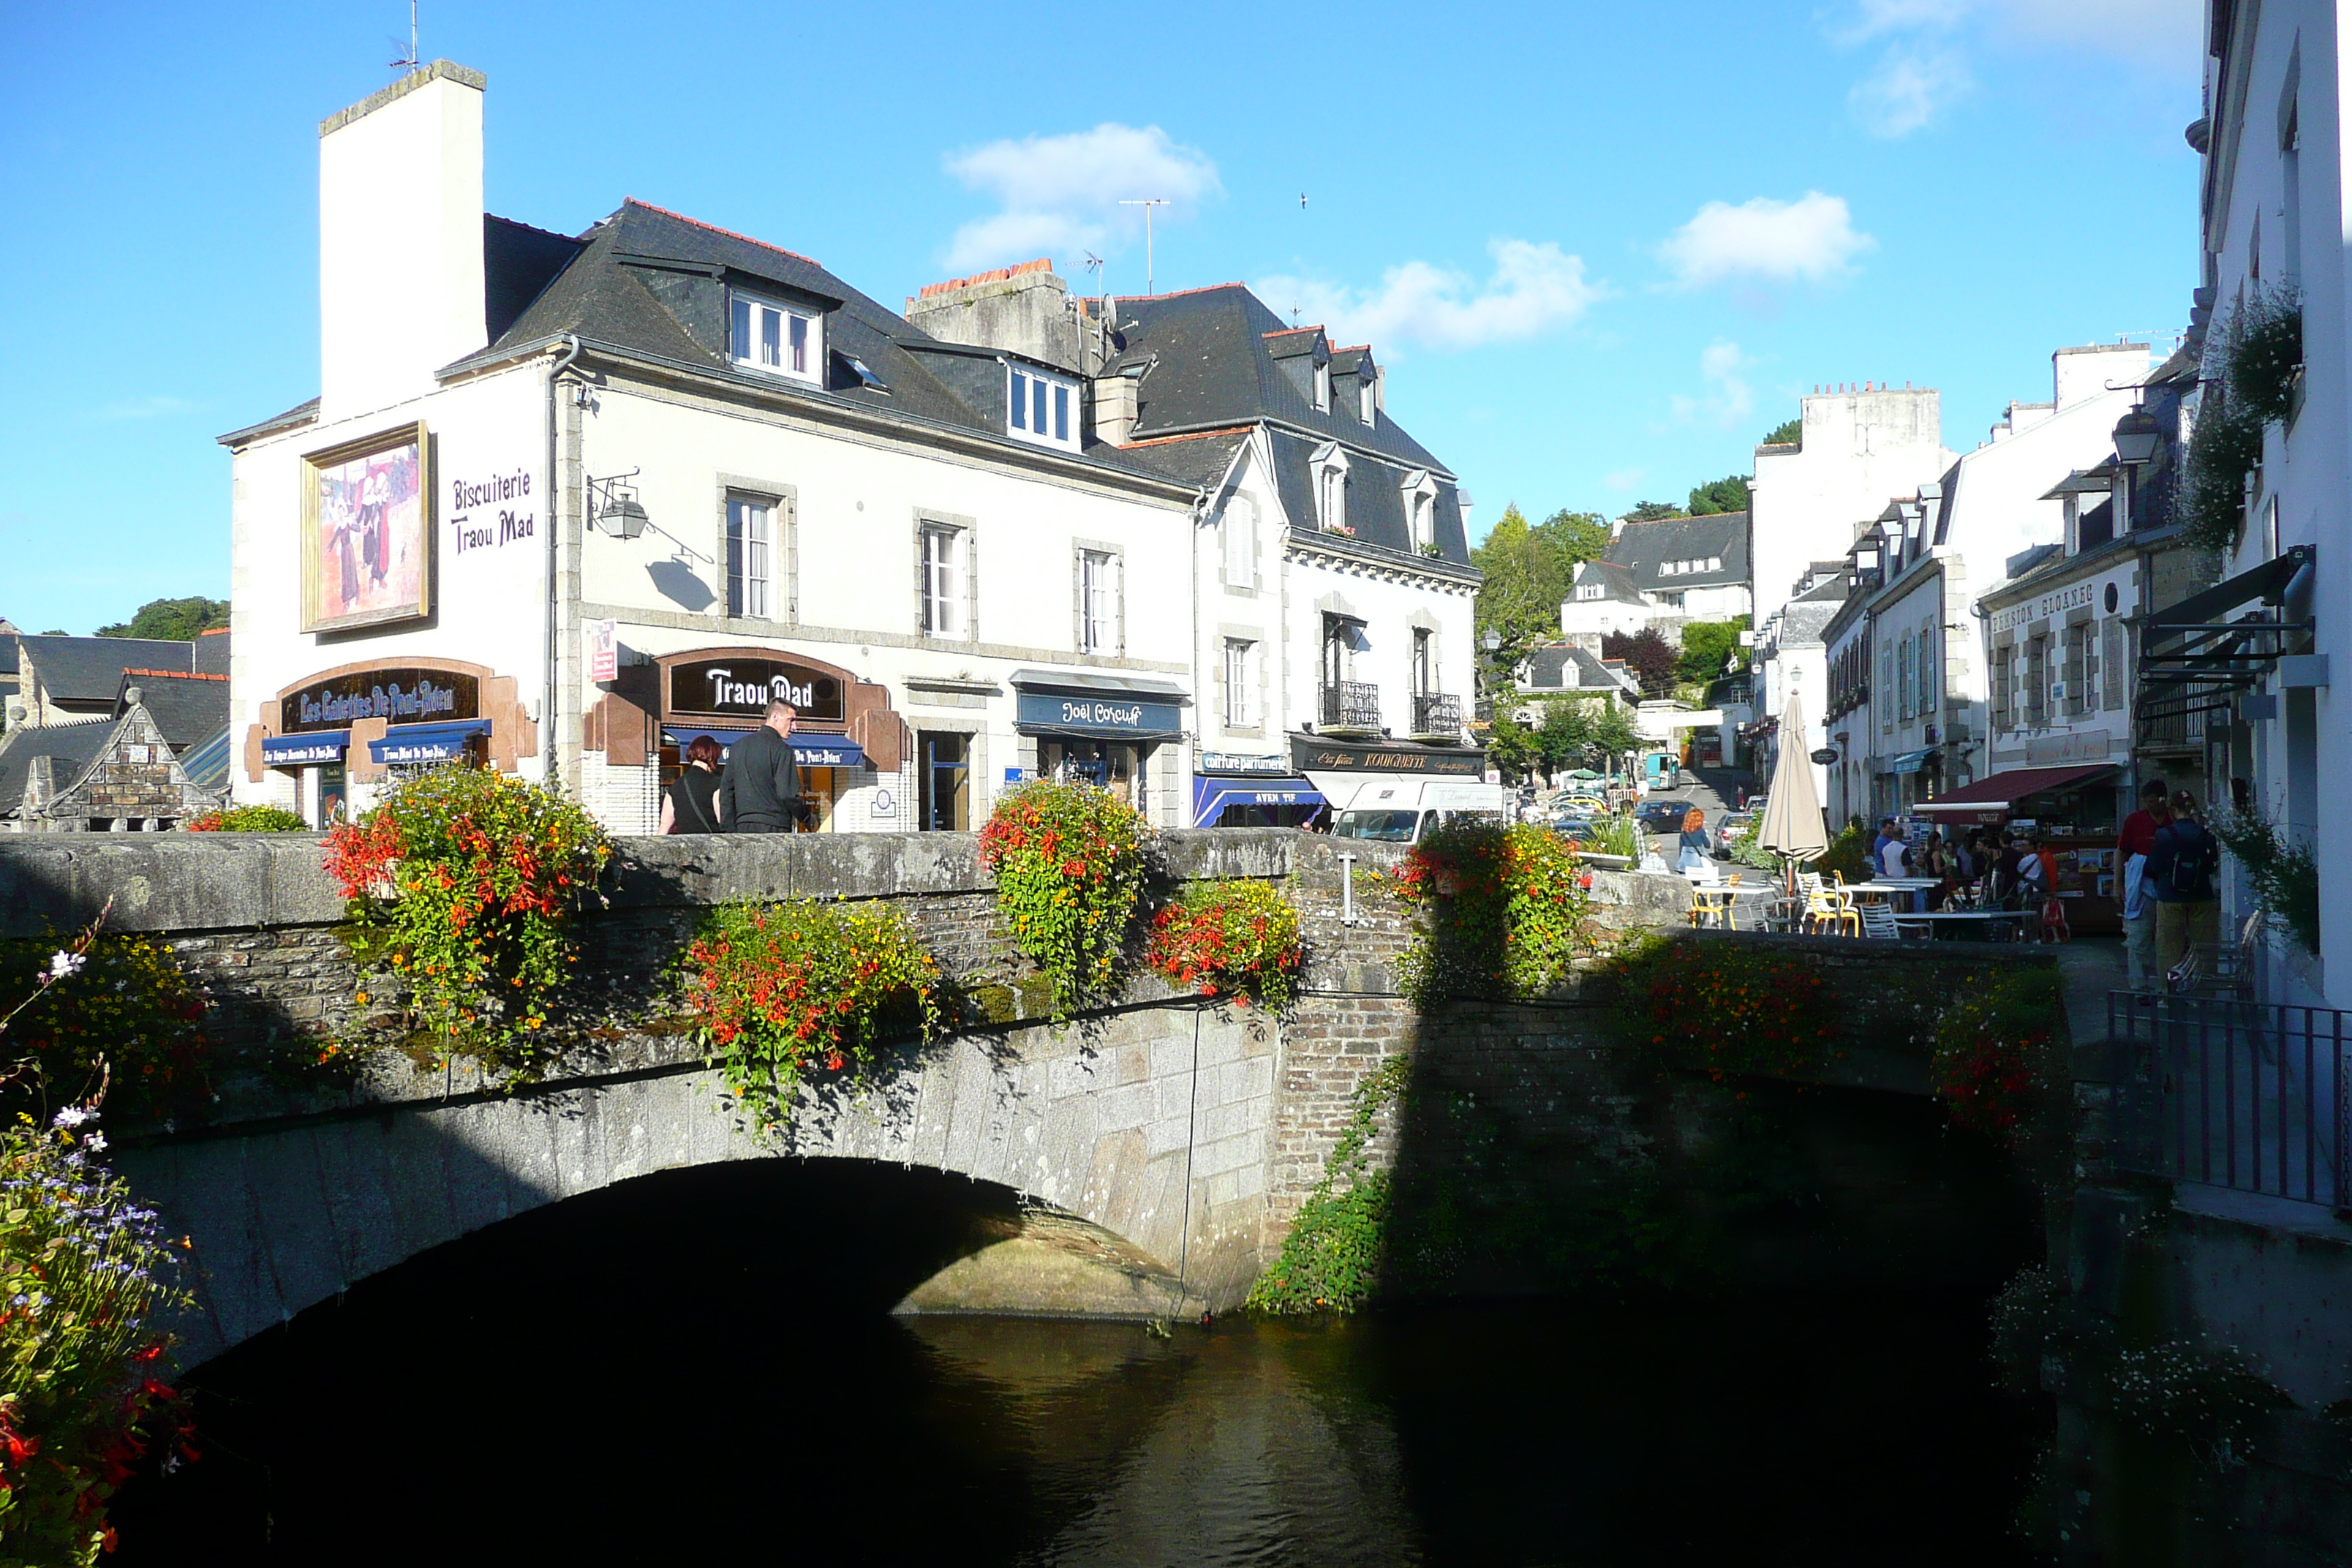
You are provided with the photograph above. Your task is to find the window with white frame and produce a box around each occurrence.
[1313,361,1331,412]
[1008,366,1077,449]
[920,523,967,637]
[1315,448,1349,534]
[1222,498,1256,587]
[1578,584,1603,600]
[1223,638,1254,727]
[1401,471,1437,553]
[730,291,818,382]
[1077,549,1120,654]
[726,496,773,619]
[1358,374,1376,423]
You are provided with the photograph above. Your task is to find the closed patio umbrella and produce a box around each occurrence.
[1757,689,1828,863]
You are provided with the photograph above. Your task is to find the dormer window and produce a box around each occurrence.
[1008,365,1077,449]
[731,290,820,383]
[1313,361,1331,412]
[1359,369,1377,423]
[1313,444,1351,535]
[1401,469,1438,553]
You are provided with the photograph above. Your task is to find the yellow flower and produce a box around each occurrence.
[354,991,371,1005]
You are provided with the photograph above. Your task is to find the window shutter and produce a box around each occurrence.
[2103,619,2125,710]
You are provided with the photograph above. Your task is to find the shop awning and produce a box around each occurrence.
[660,727,868,768]
[2139,545,2315,690]
[1889,747,1940,775]
[370,720,491,765]
[263,731,348,766]
[1193,776,1324,826]
[1912,764,2116,814]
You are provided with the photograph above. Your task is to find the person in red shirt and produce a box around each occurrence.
[2117,778,2171,990]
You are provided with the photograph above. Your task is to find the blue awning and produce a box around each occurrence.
[263,731,350,766]
[1889,747,1940,775]
[1193,775,1326,826]
[369,720,491,764]
[661,727,868,769]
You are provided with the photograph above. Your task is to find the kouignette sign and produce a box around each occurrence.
[668,658,845,724]
[1290,736,1485,776]
[282,669,479,734]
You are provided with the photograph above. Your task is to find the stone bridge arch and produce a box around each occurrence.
[124,1004,1276,1366]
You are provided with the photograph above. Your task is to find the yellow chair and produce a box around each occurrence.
[1802,874,1858,938]
[1689,888,1738,930]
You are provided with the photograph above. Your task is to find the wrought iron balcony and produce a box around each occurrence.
[1319,681,1382,733]
[1409,691,1462,737]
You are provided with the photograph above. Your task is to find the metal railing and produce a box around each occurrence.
[2110,992,2350,1208]
[1319,681,1382,731]
[1409,691,1461,736]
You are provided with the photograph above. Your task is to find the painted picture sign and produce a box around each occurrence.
[666,657,845,724]
[281,668,480,734]
[301,421,432,632]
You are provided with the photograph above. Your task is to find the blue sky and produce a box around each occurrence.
[0,0,2202,635]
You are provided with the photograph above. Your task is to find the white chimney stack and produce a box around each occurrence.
[318,61,488,422]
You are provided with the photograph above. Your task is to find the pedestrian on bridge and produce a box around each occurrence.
[719,699,813,833]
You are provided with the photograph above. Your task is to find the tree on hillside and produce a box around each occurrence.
[1676,619,1751,685]
[1623,500,1683,522]
[1602,628,1678,697]
[1587,702,1643,764]
[1471,505,1613,668]
[1686,475,1750,516]
[1762,417,1801,446]
[97,596,229,641]
[1535,698,1596,775]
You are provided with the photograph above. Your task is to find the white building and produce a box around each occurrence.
[222,63,1208,834]
[1560,510,1752,644]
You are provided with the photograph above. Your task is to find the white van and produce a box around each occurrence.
[1324,777,1508,845]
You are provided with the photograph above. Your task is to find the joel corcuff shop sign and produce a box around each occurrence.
[1017,693,1182,734]
[282,669,480,734]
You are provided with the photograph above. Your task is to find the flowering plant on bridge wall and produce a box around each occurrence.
[978,780,1151,1023]
[1384,821,1592,1007]
[182,804,310,833]
[0,917,210,1125]
[0,1107,197,1567]
[324,765,611,1082]
[1606,935,1833,1078]
[1145,878,1303,1010]
[680,899,943,1128]
[1929,968,2061,1145]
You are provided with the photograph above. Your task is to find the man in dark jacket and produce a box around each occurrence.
[718,699,808,832]
[2147,788,2221,971]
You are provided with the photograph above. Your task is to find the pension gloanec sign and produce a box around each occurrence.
[666,657,845,725]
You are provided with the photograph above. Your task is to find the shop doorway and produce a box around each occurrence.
[919,732,970,831]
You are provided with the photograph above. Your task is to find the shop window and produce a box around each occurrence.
[1224,638,1254,728]
[917,731,968,831]
[1078,549,1120,655]
[730,291,818,382]
[727,497,773,619]
[921,523,966,638]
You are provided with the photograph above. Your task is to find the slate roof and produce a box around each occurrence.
[193,627,230,676]
[1596,511,1750,591]
[20,636,194,704]
[1569,559,1648,603]
[116,671,230,752]
[0,722,113,822]
[1113,429,1253,489]
[1521,644,1637,696]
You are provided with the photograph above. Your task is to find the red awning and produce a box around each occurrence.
[1913,763,2117,814]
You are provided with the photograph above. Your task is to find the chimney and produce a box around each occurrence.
[318,61,489,421]
[904,259,1080,372]
[1090,375,1140,446]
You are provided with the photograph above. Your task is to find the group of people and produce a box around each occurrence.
[1863,817,2082,932]
[2117,778,2222,989]
[655,698,817,834]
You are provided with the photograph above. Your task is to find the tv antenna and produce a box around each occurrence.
[390,1,418,69]
[1119,198,1169,295]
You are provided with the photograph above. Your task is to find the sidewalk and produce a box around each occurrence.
[2051,935,2129,1047]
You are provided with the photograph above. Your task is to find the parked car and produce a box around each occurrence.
[1550,816,1596,845]
[1714,810,1753,859]
[1635,799,1692,835]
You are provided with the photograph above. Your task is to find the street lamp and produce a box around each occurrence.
[2112,407,2163,466]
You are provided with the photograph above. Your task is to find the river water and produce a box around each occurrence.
[113,1160,2047,1565]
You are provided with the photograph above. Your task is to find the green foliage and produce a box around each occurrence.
[2227,285,2304,423]
[2103,1340,2290,1464]
[0,932,209,1123]
[680,899,944,1128]
[1246,1058,1408,1313]
[1606,934,1833,1077]
[94,597,228,642]
[1602,628,1678,696]
[1145,878,1303,1010]
[2180,388,2264,550]
[1686,474,1750,516]
[977,780,1150,1022]
[1729,810,1779,872]
[1383,821,1593,1006]
[183,804,309,833]
[1586,702,1643,763]
[1761,417,1802,447]
[323,766,613,1081]
[2212,807,2320,954]
[1814,821,1873,886]
[1929,968,2061,1144]
[1676,619,1750,685]
[1623,500,1683,522]
[1580,813,1643,861]
[1482,712,1539,781]
[1470,504,1611,668]
[0,1111,195,1567]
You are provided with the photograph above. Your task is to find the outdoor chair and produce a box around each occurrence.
[2171,911,2266,1000]
[1800,875,1858,938]
[1688,887,1738,930]
[1857,900,1904,941]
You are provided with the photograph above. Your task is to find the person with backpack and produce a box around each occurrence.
[2146,788,2222,973]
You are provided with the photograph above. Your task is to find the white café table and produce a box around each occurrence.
[1893,909,2038,941]
[1852,878,1941,913]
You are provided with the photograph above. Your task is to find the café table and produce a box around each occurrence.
[1893,909,2039,942]
[1855,878,1941,914]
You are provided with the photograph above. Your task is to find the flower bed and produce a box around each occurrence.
[679,899,943,1128]
[1929,967,2060,1143]
[0,1109,195,1565]
[1383,821,1592,1006]
[1145,878,1303,1009]
[0,932,208,1123]
[977,780,1150,1022]
[182,804,309,833]
[1607,935,1833,1078]
[323,766,611,1081]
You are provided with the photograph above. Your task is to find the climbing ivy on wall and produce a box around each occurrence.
[1247,1058,1409,1313]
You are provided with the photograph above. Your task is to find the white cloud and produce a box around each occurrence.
[89,395,195,422]
[941,124,1220,272]
[1849,45,1973,135]
[1659,193,1876,290]
[1254,239,1603,355]
[1603,468,1646,494]
[1831,0,1967,45]
[1667,340,1757,430]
